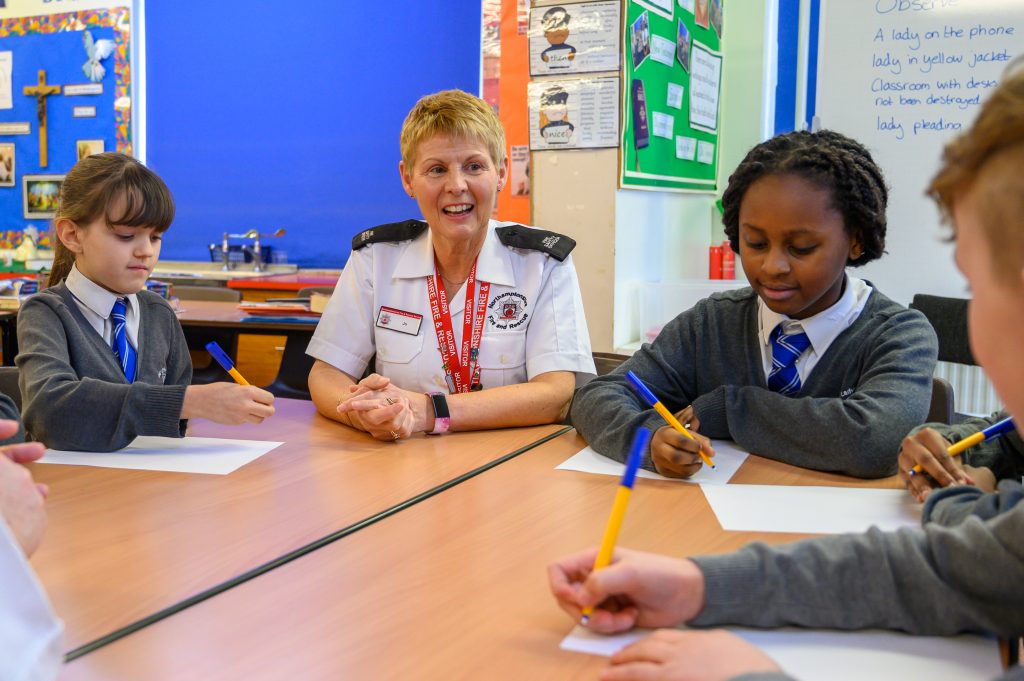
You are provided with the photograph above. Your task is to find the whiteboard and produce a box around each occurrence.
[815,1,1024,305]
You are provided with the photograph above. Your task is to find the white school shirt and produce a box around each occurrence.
[758,276,872,383]
[307,220,596,392]
[0,519,63,681]
[65,265,141,349]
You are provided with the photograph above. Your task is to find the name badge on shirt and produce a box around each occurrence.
[376,306,423,336]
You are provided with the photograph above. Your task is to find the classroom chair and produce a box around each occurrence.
[592,352,630,377]
[909,294,975,366]
[927,376,955,425]
[175,286,242,384]
[0,366,21,412]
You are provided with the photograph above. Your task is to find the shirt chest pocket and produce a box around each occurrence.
[376,329,425,364]
[478,332,527,387]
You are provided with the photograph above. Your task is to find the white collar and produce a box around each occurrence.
[759,275,872,352]
[392,220,515,287]
[65,264,138,318]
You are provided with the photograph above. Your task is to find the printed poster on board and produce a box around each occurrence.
[528,77,619,150]
[529,1,621,76]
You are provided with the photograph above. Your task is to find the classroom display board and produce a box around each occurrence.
[0,3,129,244]
[815,1,1023,304]
[619,0,724,192]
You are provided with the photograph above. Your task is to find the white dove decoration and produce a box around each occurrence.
[82,30,115,83]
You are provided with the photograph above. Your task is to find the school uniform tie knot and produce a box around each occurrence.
[767,324,810,396]
[111,297,137,383]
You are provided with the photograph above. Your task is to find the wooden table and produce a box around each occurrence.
[28,398,568,656]
[60,431,901,680]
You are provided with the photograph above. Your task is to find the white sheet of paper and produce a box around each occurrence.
[39,436,283,475]
[652,111,674,139]
[675,135,696,160]
[561,625,1000,680]
[0,52,11,110]
[650,35,676,66]
[697,139,715,164]
[666,82,684,109]
[701,484,922,534]
[555,441,748,485]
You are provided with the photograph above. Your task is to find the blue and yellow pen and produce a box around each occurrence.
[625,370,715,470]
[581,427,650,625]
[908,416,1015,476]
[205,341,250,386]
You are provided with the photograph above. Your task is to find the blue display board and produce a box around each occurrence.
[146,2,482,268]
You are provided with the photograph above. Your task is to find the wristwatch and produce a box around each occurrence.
[426,392,451,435]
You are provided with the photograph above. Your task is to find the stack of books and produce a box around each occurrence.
[237,300,321,324]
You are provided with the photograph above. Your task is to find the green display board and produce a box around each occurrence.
[620,0,723,192]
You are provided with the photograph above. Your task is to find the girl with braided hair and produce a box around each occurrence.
[571,129,938,478]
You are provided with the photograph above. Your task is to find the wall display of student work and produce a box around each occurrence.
[0,4,129,238]
[815,0,1023,305]
[620,0,724,192]
[527,77,620,150]
[528,1,621,76]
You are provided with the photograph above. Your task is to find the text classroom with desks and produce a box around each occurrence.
[0,0,1020,679]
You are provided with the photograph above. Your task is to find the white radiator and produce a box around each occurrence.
[933,361,1002,417]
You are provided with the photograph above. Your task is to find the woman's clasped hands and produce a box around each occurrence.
[336,373,417,441]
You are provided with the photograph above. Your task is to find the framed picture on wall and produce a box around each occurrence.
[0,144,14,187]
[23,175,64,219]
[76,139,105,161]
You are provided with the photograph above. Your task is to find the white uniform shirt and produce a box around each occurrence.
[0,519,63,681]
[308,220,596,393]
[757,275,873,383]
[65,264,141,349]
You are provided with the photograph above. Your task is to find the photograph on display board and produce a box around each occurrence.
[0,144,14,187]
[23,175,63,219]
[678,0,695,12]
[630,11,651,68]
[694,0,710,28]
[676,19,691,71]
[710,0,723,37]
[76,139,105,161]
[528,1,620,76]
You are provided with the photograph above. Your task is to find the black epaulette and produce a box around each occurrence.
[351,219,428,250]
[495,225,576,262]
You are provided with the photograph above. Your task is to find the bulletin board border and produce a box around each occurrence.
[0,7,132,156]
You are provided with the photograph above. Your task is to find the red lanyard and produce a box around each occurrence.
[425,259,491,393]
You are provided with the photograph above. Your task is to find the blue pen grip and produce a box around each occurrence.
[626,370,658,407]
[204,341,234,371]
[982,417,1015,440]
[622,428,651,489]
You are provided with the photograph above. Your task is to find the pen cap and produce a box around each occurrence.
[983,416,1016,439]
[204,341,234,370]
[625,370,658,407]
[622,428,651,489]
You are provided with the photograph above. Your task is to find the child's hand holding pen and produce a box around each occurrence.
[898,428,995,502]
[650,407,716,478]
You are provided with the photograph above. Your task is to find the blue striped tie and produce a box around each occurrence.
[111,297,137,383]
[767,324,810,396]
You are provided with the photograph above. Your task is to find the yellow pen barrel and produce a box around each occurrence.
[653,402,714,469]
[947,431,986,457]
[227,367,250,386]
[581,486,633,620]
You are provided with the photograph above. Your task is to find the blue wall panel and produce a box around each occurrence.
[146,1,482,267]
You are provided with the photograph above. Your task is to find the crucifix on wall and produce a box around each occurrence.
[23,69,61,168]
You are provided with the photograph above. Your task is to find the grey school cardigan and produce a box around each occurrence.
[571,286,938,478]
[16,284,192,452]
[692,488,1024,681]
